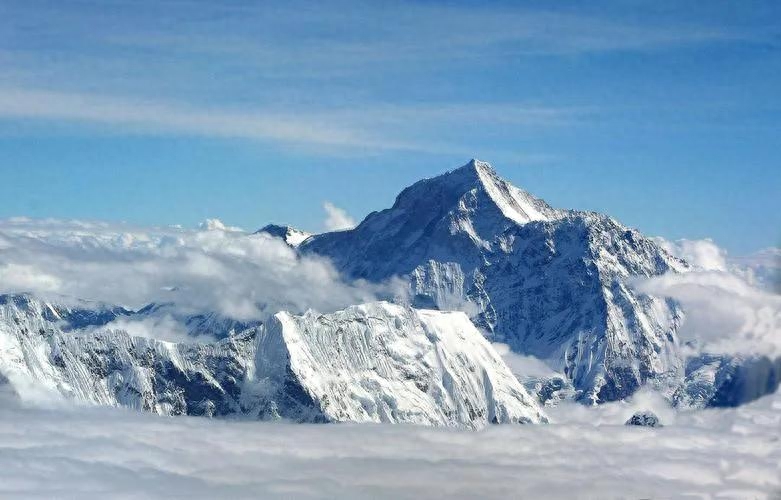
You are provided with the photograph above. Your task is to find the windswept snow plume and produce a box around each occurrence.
[0,391,778,499]
[0,218,390,321]
[323,201,356,231]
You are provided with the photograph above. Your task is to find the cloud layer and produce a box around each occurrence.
[0,217,398,321]
[0,389,777,499]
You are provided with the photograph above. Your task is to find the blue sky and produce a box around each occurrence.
[0,0,779,254]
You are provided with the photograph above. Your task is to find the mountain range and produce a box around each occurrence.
[0,160,777,427]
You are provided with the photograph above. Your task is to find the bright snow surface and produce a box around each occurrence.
[0,388,778,499]
[262,303,546,427]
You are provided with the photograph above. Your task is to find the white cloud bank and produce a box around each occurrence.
[0,217,399,321]
[636,271,781,356]
[323,202,356,232]
[0,389,777,499]
[639,238,781,356]
[654,237,728,271]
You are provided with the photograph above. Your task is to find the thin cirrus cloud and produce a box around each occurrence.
[11,1,751,70]
[0,88,383,150]
[1,1,760,155]
[0,88,584,153]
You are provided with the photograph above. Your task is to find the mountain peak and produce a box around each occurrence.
[442,159,497,185]
[302,160,562,279]
[458,158,494,174]
[255,224,312,247]
[423,159,559,226]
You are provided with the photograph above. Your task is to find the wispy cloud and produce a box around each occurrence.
[322,202,356,232]
[0,0,775,159]
[0,88,378,149]
[0,88,585,153]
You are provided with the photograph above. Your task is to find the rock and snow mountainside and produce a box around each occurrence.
[302,160,690,403]
[0,294,544,427]
[0,294,255,415]
[673,353,781,408]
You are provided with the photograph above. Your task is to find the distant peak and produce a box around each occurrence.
[255,224,312,247]
[390,159,559,227]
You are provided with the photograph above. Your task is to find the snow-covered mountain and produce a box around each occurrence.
[0,293,544,427]
[0,160,775,416]
[302,160,690,403]
[251,302,546,427]
[0,294,255,415]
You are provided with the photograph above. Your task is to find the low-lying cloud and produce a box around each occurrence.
[0,217,398,321]
[0,389,777,499]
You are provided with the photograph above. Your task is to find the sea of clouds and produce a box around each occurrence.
[0,387,778,499]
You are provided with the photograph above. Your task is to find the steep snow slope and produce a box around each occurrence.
[252,302,546,428]
[0,294,544,427]
[302,160,689,403]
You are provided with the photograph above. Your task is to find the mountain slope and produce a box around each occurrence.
[0,294,255,415]
[0,293,544,427]
[302,160,689,403]
[250,302,546,427]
